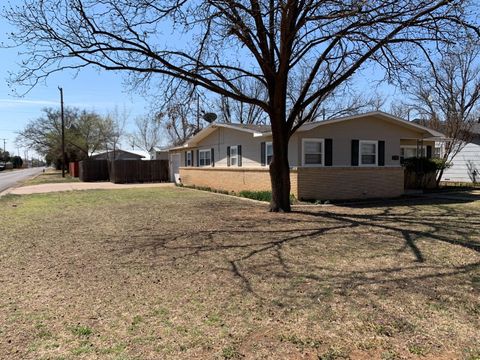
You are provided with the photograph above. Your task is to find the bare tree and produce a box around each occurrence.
[216,79,268,124]
[317,91,387,121]
[404,41,480,185]
[4,0,479,211]
[101,106,129,160]
[130,115,163,151]
[164,102,200,146]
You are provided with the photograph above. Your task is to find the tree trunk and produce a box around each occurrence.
[269,113,291,212]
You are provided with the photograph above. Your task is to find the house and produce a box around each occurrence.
[168,111,444,201]
[441,122,480,183]
[90,149,149,161]
[149,146,169,160]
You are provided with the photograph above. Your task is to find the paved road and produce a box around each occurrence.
[0,168,44,193]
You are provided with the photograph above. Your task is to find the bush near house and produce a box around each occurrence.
[402,157,451,189]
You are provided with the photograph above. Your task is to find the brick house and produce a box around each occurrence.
[168,111,444,201]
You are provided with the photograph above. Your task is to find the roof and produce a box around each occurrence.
[222,123,271,133]
[149,146,170,152]
[296,111,445,138]
[91,149,148,159]
[168,111,445,150]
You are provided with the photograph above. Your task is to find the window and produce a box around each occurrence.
[186,151,192,166]
[230,145,238,166]
[199,149,211,166]
[266,142,273,165]
[359,141,377,166]
[302,139,324,166]
[400,146,425,160]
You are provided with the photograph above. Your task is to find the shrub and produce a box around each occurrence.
[239,190,296,204]
[239,190,272,202]
[401,157,450,173]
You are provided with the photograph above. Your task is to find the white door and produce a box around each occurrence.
[170,153,181,183]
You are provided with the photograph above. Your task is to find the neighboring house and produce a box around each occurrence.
[149,146,169,160]
[90,149,148,160]
[441,122,480,183]
[168,111,443,201]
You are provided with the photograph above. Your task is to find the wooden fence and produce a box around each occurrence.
[109,160,169,183]
[79,160,109,182]
[79,159,169,183]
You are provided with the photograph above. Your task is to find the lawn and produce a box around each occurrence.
[0,188,478,360]
[21,169,80,186]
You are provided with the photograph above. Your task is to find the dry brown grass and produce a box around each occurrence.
[0,188,479,360]
[20,169,80,186]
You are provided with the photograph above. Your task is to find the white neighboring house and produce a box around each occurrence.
[441,123,480,183]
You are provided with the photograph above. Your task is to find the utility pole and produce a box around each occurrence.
[1,138,6,168]
[59,87,66,177]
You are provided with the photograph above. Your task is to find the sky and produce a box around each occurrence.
[0,1,402,160]
[0,6,150,158]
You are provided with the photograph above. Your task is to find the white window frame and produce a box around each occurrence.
[199,149,211,167]
[265,142,273,165]
[359,140,378,167]
[230,145,239,166]
[302,138,325,167]
[186,151,192,167]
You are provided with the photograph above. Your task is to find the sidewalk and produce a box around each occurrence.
[3,182,175,196]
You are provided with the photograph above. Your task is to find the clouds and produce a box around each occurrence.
[0,98,59,108]
[0,98,120,109]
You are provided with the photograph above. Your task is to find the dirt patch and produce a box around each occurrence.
[0,188,478,359]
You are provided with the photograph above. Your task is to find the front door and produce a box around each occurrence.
[170,153,181,183]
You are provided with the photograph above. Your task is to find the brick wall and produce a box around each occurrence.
[179,167,299,197]
[297,167,404,200]
[180,166,404,201]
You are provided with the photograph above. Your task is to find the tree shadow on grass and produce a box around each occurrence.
[117,195,480,309]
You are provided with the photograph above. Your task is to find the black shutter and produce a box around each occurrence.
[211,148,215,167]
[260,142,266,166]
[196,149,199,167]
[351,140,359,166]
[227,146,231,166]
[426,145,432,159]
[238,145,242,167]
[325,139,333,166]
[184,151,187,166]
[378,140,385,166]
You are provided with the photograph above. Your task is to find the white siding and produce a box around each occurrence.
[442,137,480,182]
[194,127,266,168]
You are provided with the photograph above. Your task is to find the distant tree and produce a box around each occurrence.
[403,41,480,185]
[4,0,479,211]
[16,107,109,168]
[11,156,23,168]
[0,151,11,165]
[101,106,129,160]
[130,114,163,151]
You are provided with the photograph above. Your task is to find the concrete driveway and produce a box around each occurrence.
[3,182,175,195]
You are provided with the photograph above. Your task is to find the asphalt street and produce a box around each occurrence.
[0,167,44,193]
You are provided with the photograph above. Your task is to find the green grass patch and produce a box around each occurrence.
[70,325,93,337]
